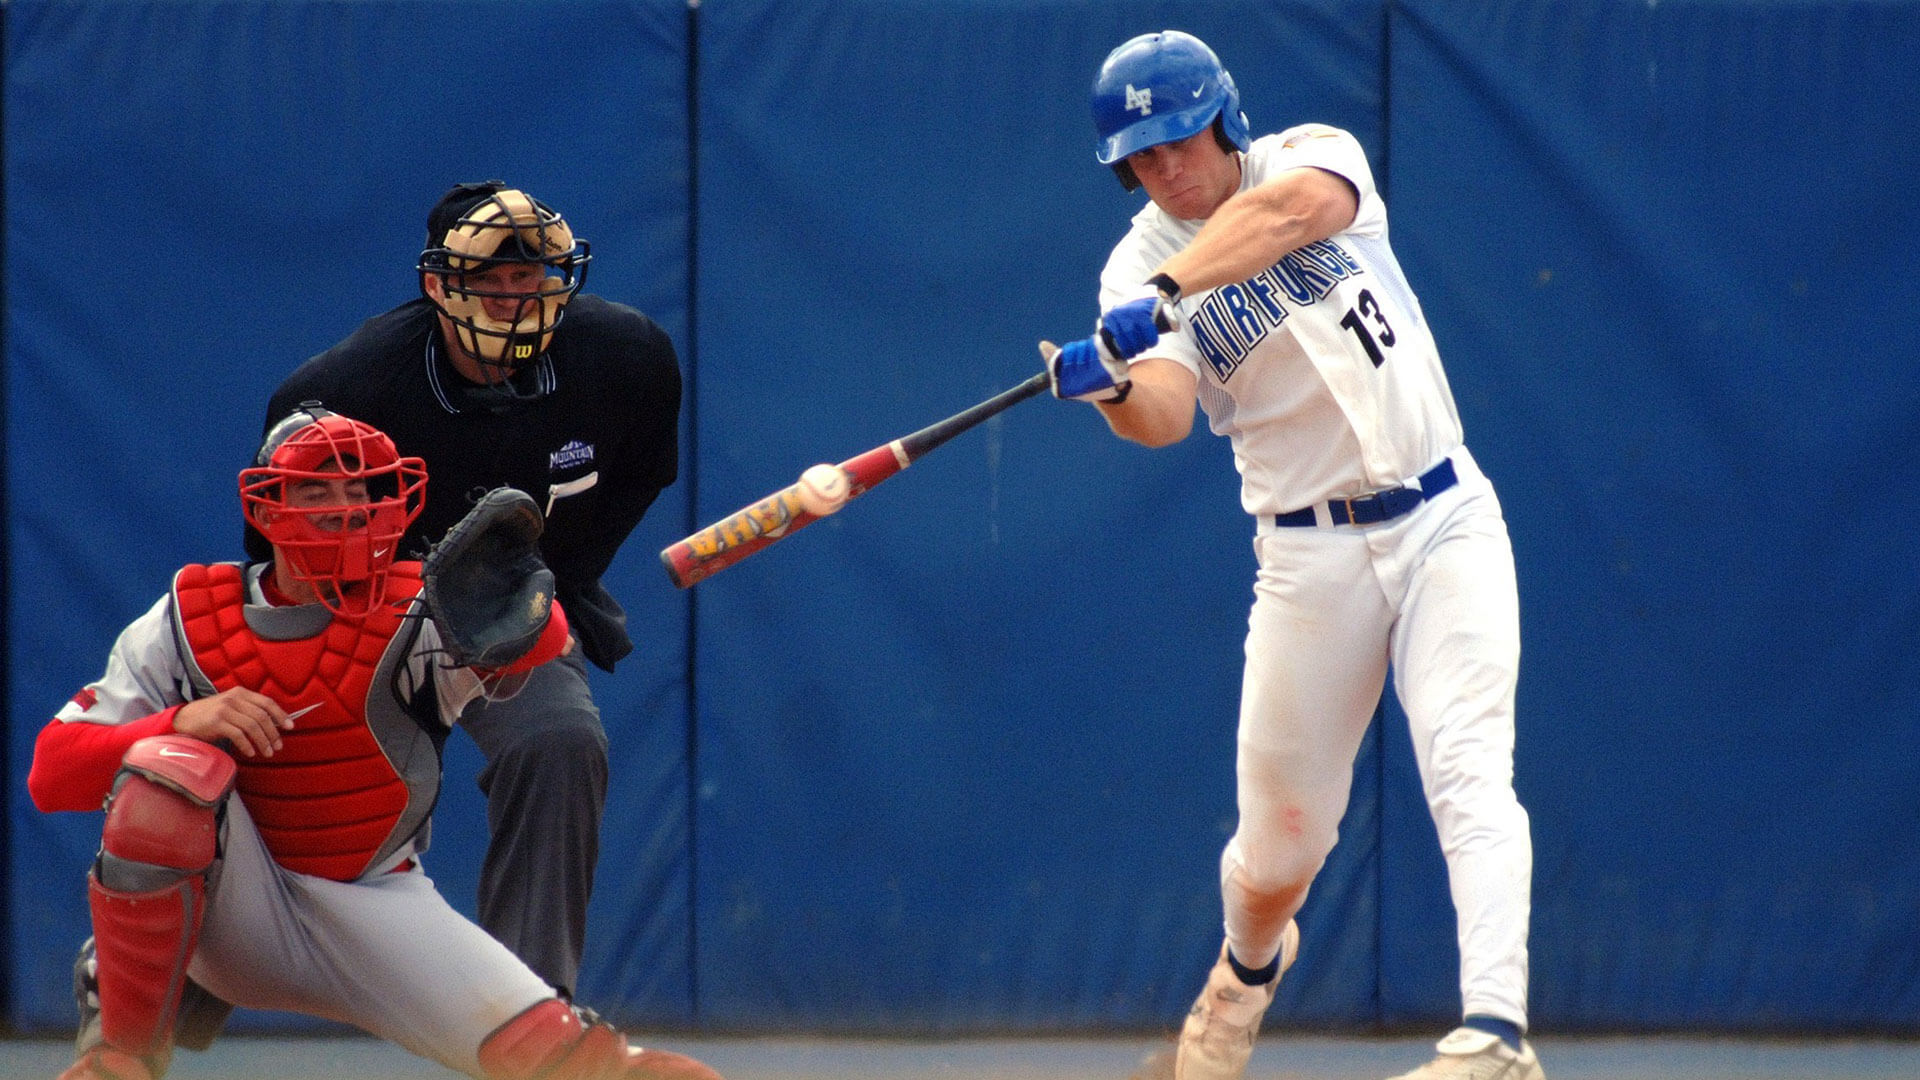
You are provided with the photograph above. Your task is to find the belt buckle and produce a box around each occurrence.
[1341,486,1406,525]
[1338,493,1373,524]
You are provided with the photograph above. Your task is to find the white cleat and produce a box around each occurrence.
[1386,1027,1545,1080]
[1173,920,1300,1080]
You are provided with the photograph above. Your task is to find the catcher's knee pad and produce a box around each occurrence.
[90,736,235,1058]
[101,735,236,884]
[478,999,627,1080]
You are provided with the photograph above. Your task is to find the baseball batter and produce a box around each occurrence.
[1044,31,1541,1080]
[27,409,718,1080]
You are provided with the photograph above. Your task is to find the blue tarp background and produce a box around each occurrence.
[6,0,1918,1036]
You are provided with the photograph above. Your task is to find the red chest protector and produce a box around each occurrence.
[171,563,428,882]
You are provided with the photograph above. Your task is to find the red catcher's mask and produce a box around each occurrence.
[239,410,426,617]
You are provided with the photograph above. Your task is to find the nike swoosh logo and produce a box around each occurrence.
[285,703,324,722]
[156,746,200,759]
[1192,84,1206,97]
[373,548,390,559]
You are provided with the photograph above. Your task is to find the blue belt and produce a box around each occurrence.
[1273,457,1458,528]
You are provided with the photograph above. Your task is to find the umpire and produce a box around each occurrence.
[251,180,683,999]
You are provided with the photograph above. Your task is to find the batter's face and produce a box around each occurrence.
[1128,129,1242,221]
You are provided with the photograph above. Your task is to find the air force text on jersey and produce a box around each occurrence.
[1189,238,1365,382]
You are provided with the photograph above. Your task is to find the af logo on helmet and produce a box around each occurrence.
[1125,83,1152,115]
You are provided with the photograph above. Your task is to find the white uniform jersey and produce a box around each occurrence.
[1100,123,1464,516]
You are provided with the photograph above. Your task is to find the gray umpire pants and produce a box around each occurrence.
[458,647,609,999]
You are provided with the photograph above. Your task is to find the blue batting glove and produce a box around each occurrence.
[1046,336,1132,403]
[1098,296,1164,360]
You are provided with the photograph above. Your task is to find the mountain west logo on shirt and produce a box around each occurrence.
[1189,239,1366,383]
[1125,84,1152,116]
[550,439,595,471]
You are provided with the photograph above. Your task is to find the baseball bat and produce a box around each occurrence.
[661,368,1054,588]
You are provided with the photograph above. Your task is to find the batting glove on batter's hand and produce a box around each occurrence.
[1047,287,1183,403]
[1047,336,1133,403]
[1098,296,1163,361]
[1100,279,1183,358]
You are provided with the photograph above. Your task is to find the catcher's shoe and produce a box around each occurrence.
[1173,919,1300,1080]
[57,1046,155,1080]
[627,1045,725,1080]
[1386,1027,1545,1080]
[72,938,104,1058]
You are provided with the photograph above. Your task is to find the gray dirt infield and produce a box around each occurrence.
[5,1033,1920,1079]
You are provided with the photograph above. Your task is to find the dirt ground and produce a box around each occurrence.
[5,1032,1920,1080]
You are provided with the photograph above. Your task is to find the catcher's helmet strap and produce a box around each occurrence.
[256,401,336,466]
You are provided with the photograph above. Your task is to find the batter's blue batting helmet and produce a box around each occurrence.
[1093,31,1250,189]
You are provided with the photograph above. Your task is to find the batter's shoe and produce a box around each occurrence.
[1173,919,1300,1080]
[627,1045,725,1080]
[1386,1027,1545,1080]
[56,1046,154,1080]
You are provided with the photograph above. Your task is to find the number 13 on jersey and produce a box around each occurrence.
[1340,287,1397,368]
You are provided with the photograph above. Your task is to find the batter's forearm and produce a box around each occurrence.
[1157,168,1359,295]
[1098,358,1197,447]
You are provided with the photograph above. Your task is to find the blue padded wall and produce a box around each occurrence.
[1383,0,1920,1030]
[6,0,1920,1039]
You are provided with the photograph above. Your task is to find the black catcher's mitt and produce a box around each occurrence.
[421,487,556,669]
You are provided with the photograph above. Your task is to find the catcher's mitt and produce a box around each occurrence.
[421,487,556,669]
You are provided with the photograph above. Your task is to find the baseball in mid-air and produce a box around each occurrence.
[797,463,851,516]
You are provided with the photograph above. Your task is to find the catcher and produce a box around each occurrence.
[26,405,720,1080]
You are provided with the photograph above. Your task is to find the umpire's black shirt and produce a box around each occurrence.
[255,295,681,672]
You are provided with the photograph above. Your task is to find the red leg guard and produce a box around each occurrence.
[479,999,626,1080]
[119,735,237,808]
[88,873,204,1059]
[87,738,234,1061]
[477,999,727,1080]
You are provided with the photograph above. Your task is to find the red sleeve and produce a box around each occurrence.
[27,707,183,813]
[493,599,572,677]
